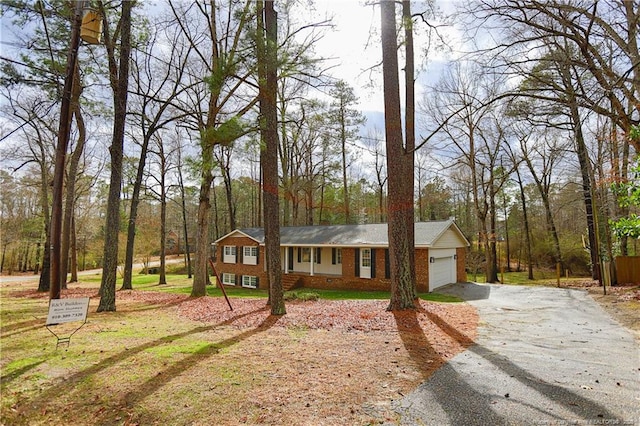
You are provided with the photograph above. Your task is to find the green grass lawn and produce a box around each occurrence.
[78,272,464,303]
[80,267,595,303]
[72,268,594,302]
[472,269,592,286]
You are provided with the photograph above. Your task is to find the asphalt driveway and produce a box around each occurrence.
[393,283,639,425]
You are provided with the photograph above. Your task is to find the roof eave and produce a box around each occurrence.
[213,229,262,244]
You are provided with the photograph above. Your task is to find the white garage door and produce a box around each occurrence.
[429,255,455,291]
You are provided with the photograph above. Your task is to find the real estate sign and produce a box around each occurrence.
[46,298,90,325]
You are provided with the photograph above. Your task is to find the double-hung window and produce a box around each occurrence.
[222,273,236,286]
[332,248,342,265]
[362,248,372,267]
[243,246,258,265]
[223,246,237,263]
[242,275,258,289]
[301,247,311,262]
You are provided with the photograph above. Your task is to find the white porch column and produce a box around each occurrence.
[284,247,288,274]
[310,247,315,276]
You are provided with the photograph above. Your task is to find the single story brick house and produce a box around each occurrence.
[211,220,469,293]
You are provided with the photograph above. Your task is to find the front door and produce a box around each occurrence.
[360,248,372,279]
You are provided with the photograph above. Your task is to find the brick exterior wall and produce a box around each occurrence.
[214,233,467,293]
[456,247,468,282]
[212,236,267,289]
[292,274,391,292]
[415,249,429,293]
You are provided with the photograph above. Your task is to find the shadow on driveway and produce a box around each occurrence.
[437,282,491,301]
[394,283,639,425]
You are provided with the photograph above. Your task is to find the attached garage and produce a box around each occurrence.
[428,249,457,291]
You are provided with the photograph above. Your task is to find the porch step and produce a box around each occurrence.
[281,274,301,291]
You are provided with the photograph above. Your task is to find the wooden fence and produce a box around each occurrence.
[615,256,640,284]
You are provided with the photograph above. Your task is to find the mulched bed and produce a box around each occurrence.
[564,279,640,301]
[13,286,477,337]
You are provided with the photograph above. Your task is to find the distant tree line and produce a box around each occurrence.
[0,1,637,308]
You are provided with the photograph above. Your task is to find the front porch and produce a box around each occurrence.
[280,271,343,291]
[281,246,344,277]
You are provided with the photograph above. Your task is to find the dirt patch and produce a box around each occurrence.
[3,287,478,425]
[564,280,640,337]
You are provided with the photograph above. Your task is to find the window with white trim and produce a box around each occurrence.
[332,248,343,265]
[222,273,236,286]
[243,246,258,265]
[362,248,371,267]
[223,246,237,263]
[301,247,311,262]
[242,275,258,289]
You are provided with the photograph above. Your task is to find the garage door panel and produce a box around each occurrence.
[429,256,455,291]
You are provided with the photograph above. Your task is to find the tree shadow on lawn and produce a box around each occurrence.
[1,359,46,385]
[117,313,282,418]
[111,296,191,314]
[1,318,47,338]
[393,308,623,424]
[1,288,191,338]
[10,304,279,424]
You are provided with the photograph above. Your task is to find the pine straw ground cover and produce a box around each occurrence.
[1,284,477,425]
[564,280,640,336]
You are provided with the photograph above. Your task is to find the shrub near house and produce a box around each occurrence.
[212,220,469,293]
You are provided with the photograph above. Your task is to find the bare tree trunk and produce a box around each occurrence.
[487,181,499,283]
[514,164,534,280]
[382,0,416,310]
[574,113,601,282]
[558,54,601,282]
[38,162,51,293]
[614,121,631,256]
[98,0,133,312]
[34,241,41,275]
[374,147,387,223]
[38,236,51,292]
[1,244,6,274]
[219,147,236,231]
[341,128,350,224]
[159,156,167,285]
[402,0,416,286]
[259,0,285,315]
[521,149,564,269]
[61,66,86,288]
[69,214,78,282]
[50,1,83,300]
[191,164,214,296]
[122,134,151,290]
[278,95,291,227]
[177,145,193,278]
[305,149,314,225]
[21,244,29,272]
[318,156,327,224]
[503,194,512,272]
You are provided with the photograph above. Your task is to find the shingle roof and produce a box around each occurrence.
[224,220,467,247]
